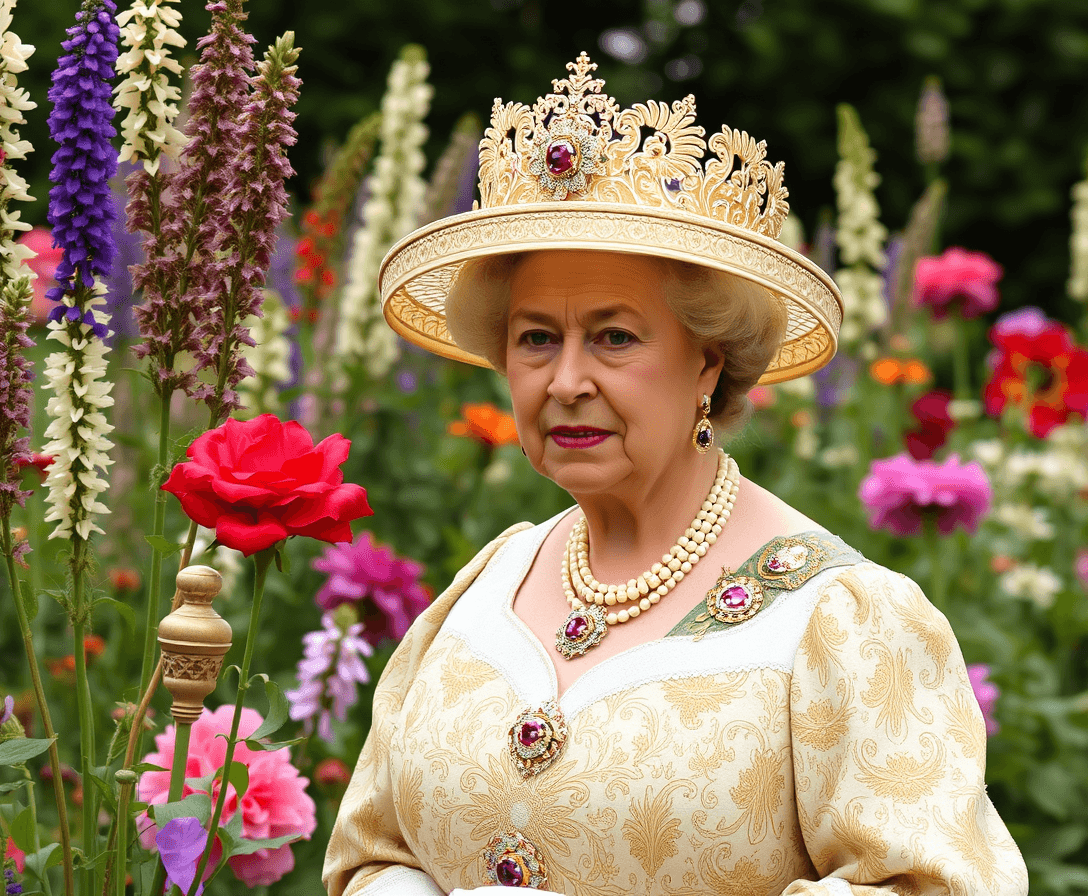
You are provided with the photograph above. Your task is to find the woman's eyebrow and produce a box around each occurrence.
[508,304,642,327]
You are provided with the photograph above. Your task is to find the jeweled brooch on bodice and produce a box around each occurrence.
[508,702,568,778]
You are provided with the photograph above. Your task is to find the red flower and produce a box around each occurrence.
[904,390,954,460]
[162,415,373,557]
[983,317,1088,437]
[913,247,1002,319]
[314,757,352,788]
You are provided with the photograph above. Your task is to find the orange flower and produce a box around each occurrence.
[108,567,141,592]
[870,357,931,386]
[448,403,520,448]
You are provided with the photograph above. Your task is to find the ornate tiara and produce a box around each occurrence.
[378,53,843,383]
[478,52,789,239]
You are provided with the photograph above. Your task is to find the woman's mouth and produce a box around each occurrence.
[548,427,611,449]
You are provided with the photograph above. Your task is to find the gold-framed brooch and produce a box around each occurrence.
[508,701,567,778]
[705,570,765,624]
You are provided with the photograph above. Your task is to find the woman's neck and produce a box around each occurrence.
[570,449,728,584]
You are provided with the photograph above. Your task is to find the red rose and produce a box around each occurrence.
[162,415,372,556]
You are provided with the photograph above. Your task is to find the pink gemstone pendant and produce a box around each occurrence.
[508,701,568,778]
[705,572,764,624]
[555,604,607,659]
[483,831,548,889]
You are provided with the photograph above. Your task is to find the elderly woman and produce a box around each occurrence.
[324,54,1027,896]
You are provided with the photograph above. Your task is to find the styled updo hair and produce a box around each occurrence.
[445,251,788,433]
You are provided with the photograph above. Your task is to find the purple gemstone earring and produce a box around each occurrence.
[693,394,714,453]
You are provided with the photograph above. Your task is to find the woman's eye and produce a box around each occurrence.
[602,330,634,346]
[522,331,552,347]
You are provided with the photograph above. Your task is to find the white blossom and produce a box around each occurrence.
[991,502,1054,541]
[237,289,292,418]
[0,0,35,285]
[335,47,433,375]
[113,0,186,173]
[833,104,888,345]
[999,564,1063,609]
[1069,175,1088,303]
[42,292,115,541]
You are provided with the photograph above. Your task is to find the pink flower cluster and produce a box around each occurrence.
[967,664,1000,737]
[913,246,1002,319]
[138,705,316,887]
[858,453,992,537]
[313,531,430,645]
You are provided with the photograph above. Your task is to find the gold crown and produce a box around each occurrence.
[478,51,790,239]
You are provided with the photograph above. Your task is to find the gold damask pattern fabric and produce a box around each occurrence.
[324,533,1028,896]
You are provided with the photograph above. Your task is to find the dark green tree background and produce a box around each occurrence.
[16,0,1088,321]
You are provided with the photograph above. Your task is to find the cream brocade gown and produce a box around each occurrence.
[323,512,1029,896]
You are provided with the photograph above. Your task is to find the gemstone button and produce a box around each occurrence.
[496,856,525,887]
[546,139,576,175]
[720,584,750,609]
[517,719,545,748]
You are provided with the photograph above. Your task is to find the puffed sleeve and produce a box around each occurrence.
[323,523,533,896]
[784,562,1029,896]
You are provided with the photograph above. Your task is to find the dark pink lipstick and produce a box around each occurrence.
[548,426,611,449]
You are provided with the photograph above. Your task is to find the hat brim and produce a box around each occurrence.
[379,202,843,384]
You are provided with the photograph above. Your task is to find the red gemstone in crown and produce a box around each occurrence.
[546,139,577,176]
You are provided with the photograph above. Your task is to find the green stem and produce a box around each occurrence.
[71,539,97,895]
[139,389,175,698]
[924,522,948,614]
[952,318,972,400]
[1,514,74,895]
[186,548,276,895]
[149,723,193,896]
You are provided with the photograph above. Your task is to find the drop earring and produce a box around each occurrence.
[693,394,714,454]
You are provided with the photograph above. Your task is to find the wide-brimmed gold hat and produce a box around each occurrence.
[379,52,843,384]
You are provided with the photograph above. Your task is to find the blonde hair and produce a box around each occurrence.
[445,251,787,432]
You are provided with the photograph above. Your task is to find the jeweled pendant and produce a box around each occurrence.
[483,831,548,889]
[705,572,764,624]
[693,417,714,453]
[508,701,568,778]
[555,603,607,659]
[762,542,809,576]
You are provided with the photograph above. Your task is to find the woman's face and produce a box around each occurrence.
[506,250,723,497]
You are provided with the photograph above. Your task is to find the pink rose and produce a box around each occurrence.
[913,247,1002,319]
[138,705,317,888]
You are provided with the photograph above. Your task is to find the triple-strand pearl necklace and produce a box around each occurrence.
[554,449,740,659]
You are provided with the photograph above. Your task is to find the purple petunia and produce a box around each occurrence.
[858,452,993,537]
[285,612,373,741]
[312,531,430,645]
[45,0,120,335]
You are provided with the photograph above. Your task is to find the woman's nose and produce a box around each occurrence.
[547,339,596,404]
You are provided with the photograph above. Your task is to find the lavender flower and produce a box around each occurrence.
[915,76,950,167]
[155,816,206,896]
[0,694,12,725]
[285,609,373,741]
[45,0,120,334]
[0,276,35,522]
[193,29,300,420]
[3,866,21,896]
[312,530,430,644]
[129,0,254,398]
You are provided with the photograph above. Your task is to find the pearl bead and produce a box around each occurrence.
[617,609,630,623]
[626,585,640,602]
[667,558,681,572]
[692,530,705,544]
[606,612,618,625]
[649,592,661,604]
[695,544,707,556]
[637,577,649,595]
[651,562,663,575]
[604,592,617,606]
[656,584,668,597]
[702,501,713,512]
[681,561,692,573]
[705,532,717,544]
[639,598,651,611]
[711,524,722,535]
[647,573,662,588]
[673,570,684,582]
[676,548,689,562]
[628,605,640,618]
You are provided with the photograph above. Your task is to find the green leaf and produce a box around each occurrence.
[242,676,289,746]
[217,827,299,860]
[149,792,212,828]
[132,762,169,775]
[22,842,62,882]
[93,596,137,631]
[88,765,118,816]
[274,545,291,574]
[7,804,34,852]
[241,735,303,753]
[218,761,249,802]
[144,534,185,557]
[0,737,55,767]
[0,782,25,794]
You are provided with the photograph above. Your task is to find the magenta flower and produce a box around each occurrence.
[156,817,207,896]
[858,452,993,537]
[967,664,999,736]
[285,612,373,741]
[312,531,430,644]
[913,247,1002,320]
[0,695,12,725]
